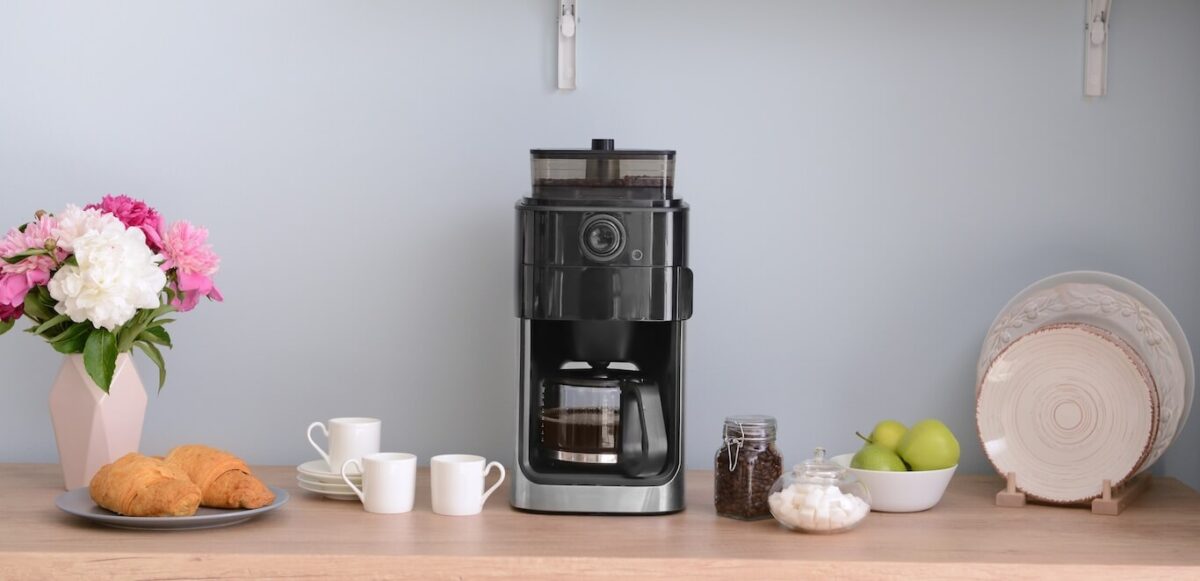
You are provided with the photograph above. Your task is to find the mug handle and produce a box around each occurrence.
[480,461,506,506]
[341,459,365,503]
[307,421,331,467]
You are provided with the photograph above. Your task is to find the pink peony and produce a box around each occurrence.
[0,301,21,322]
[86,194,164,252]
[160,220,222,312]
[0,271,49,308]
[0,215,63,308]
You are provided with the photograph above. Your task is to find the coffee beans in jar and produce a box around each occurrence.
[714,415,783,520]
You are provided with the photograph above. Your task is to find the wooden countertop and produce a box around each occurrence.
[2,465,1199,579]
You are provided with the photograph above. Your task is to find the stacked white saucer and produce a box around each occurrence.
[297,460,360,501]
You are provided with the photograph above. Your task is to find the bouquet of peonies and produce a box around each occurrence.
[0,196,221,392]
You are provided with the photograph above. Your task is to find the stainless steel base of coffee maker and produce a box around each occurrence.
[509,464,686,514]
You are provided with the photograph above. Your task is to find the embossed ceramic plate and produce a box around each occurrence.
[978,324,1158,503]
[56,485,288,530]
[977,271,1192,470]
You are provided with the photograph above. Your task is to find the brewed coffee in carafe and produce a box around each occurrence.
[539,371,622,463]
[541,408,619,457]
[537,365,668,476]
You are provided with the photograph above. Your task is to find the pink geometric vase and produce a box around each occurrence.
[48,354,147,490]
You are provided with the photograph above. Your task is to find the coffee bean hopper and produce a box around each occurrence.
[511,139,693,514]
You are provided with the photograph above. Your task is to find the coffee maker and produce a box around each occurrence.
[511,139,692,514]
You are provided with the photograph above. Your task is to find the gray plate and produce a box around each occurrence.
[55,485,289,530]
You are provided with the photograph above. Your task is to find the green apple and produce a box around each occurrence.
[856,420,908,452]
[850,443,907,471]
[896,419,960,471]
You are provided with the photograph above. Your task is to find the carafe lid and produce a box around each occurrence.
[546,366,644,388]
[530,138,675,201]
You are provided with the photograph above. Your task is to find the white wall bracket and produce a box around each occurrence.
[558,0,578,90]
[1084,0,1110,97]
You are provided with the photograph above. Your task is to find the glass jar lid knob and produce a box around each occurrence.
[797,446,844,481]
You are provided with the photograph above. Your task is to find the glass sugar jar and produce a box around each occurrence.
[714,415,783,520]
[768,447,872,533]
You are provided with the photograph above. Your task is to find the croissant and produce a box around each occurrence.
[89,453,202,517]
[165,444,275,509]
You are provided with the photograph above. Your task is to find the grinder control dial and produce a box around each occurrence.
[580,214,626,262]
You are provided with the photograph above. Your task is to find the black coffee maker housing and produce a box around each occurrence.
[511,139,692,514]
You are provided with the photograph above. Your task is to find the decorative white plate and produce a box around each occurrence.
[298,460,362,483]
[978,323,1158,503]
[56,486,289,530]
[977,271,1192,469]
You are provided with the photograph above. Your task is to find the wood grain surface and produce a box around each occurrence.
[1,465,1198,579]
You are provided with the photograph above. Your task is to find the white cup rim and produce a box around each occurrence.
[329,417,381,425]
[432,454,484,464]
[365,452,416,463]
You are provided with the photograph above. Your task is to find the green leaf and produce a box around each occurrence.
[83,329,117,393]
[0,319,13,336]
[33,313,69,336]
[117,313,147,353]
[134,340,167,391]
[21,290,55,322]
[35,286,55,309]
[49,321,88,342]
[62,255,78,267]
[2,248,49,265]
[140,325,172,348]
[49,321,92,351]
[145,318,176,329]
[52,325,91,354]
[117,305,176,353]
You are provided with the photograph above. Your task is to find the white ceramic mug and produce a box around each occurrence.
[430,454,506,516]
[341,453,417,514]
[307,417,381,473]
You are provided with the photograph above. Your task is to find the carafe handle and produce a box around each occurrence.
[620,381,668,477]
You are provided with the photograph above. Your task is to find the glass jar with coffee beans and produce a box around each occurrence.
[714,415,783,520]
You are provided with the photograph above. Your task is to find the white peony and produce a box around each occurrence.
[54,205,122,253]
[48,219,167,331]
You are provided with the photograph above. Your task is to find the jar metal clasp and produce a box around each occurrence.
[723,422,745,471]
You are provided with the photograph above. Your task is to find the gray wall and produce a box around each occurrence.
[2,1,1198,489]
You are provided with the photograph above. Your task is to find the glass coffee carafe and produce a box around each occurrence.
[539,366,668,477]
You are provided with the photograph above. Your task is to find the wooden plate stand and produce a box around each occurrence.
[995,472,1151,515]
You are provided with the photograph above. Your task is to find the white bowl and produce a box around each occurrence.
[831,453,956,513]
